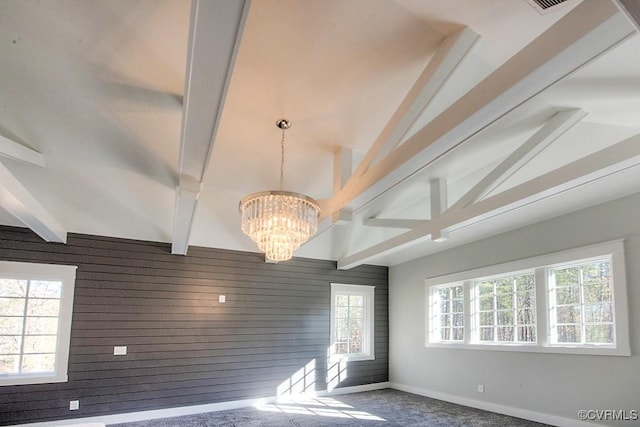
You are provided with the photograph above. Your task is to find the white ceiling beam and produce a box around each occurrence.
[171,176,202,255]
[0,134,45,168]
[448,108,587,212]
[364,218,427,229]
[338,133,640,269]
[332,147,353,225]
[347,27,479,185]
[430,178,448,242]
[0,161,66,243]
[171,0,250,255]
[615,0,640,32]
[363,179,447,236]
[321,1,633,222]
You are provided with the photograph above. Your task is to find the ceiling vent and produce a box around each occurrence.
[526,0,573,14]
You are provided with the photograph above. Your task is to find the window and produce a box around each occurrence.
[0,261,76,386]
[330,284,374,361]
[549,258,614,345]
[473,271,536,344]
[429,284,464,342]
[425,240,629,356]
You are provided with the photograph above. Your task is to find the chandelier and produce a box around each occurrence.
[239,119,321,262]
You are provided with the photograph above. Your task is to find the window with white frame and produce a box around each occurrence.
[330,284,375,361]
[425,240,629,356]
[430,284,464,342]
[549,258,614,345]
[0,261,77,386]
[473,271,536,344]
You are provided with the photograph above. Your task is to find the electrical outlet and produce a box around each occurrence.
[113,346,127,355]
[69,400,79,410]
[477,384,485,393]
[219,295,226,303]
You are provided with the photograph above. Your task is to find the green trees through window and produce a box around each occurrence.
[0,279,62,375]
[550,260,614,345]
[426,241,628,355]
[330,284,375,361]
[475,272,536,343]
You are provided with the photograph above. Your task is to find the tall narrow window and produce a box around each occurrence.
[330,284,374,361]
[430,284,464,342]
[549,258,614,345]
[473,271,536,344]
[0,261,76,386]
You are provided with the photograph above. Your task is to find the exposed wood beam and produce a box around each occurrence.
[171,0,250,255]
[348,27,479,183]
[0,134,45,168]
[449,108,587,212]
[0,161,66,243]
[338,134,640,269]
[321,1,633,222]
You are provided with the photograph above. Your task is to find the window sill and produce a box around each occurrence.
[0,372,67,387]
[425,341,630,356]
[338,354,375,362]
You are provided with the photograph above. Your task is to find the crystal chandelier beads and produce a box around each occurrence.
[239,120,321,261]
[240,191,320,262]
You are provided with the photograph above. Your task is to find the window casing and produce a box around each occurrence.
[0,261,77,386]
[425,240,629,356]
[330,284,375,361]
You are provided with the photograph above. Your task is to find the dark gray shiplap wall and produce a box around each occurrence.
[0,226,388,425]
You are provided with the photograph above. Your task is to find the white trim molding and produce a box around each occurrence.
[8,383,391,427]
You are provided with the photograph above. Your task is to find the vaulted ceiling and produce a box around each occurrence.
[1,0,639,268]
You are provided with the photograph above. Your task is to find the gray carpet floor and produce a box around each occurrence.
[109,389,552,426]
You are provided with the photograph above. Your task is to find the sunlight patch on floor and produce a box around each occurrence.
[255,396,386,421]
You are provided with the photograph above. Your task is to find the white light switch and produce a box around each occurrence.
[477,385,484,393]
[114,346,127,356]
[69,400,79,410]
[219,295,226,303]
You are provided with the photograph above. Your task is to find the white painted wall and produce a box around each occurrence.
[389,192,640,426]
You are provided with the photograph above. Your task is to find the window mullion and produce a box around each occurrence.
[18,279,31,374]
[512,278,517,343]
[535,267,547,348]
[579,266,586,345]
[493,282,497,343]
[463,281,471,344]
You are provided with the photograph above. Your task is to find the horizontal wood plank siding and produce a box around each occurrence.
[0,226,388,425]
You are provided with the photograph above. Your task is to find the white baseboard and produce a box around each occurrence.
[389,382,600,427]
[12,381,592,427]
[319,381,390,396]
[9,382,390,427]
